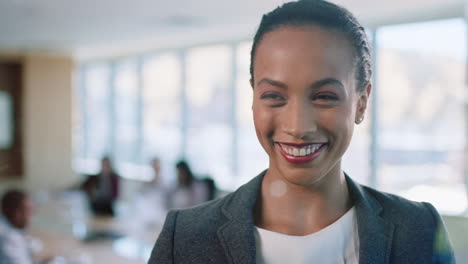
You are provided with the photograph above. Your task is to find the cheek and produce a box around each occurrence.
[252,103,275,142]
[318,108,355,138]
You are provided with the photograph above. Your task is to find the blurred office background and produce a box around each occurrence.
[0,0,468,263]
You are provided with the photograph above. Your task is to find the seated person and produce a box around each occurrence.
[167,160,210,209]
[0,189,37,264]
[143,157,164,191]
[80,156,120,216]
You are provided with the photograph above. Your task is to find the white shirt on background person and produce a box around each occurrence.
[0,216,33,264]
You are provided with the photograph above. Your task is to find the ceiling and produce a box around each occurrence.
[0,0,464,60]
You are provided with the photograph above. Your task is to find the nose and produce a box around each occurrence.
[282,98,317,139]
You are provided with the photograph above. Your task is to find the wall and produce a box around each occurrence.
[0,55,78,192]
[23,55,77,190]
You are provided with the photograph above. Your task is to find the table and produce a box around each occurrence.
[29,191,164,264]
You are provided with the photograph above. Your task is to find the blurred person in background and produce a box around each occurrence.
[0,189,50,264]
[149,0,454,263]
[136,157,168,224]
[80,156,120,216]
[144,157,163,190]
[166,160,209,209]
[200,176,217,201]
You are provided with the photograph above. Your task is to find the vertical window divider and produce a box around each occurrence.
[136,57,144,165]
[464,1,468,215]
[369,28,379,188]
[108,62,117,159]
[231,43,238,179]
[79,65,89,161]
[180,50,188,159]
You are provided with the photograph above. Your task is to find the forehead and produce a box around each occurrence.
[253,25,355,84]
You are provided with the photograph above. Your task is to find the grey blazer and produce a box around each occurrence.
[149,171,455,264]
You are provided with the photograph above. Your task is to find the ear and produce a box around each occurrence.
[355,83,372,124]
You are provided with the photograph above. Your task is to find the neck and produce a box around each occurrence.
[255,166,351,236]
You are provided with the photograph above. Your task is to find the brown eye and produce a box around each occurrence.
[261,92,285,101]
[312,93,338,101]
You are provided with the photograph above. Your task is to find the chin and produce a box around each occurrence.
[289,170,327,187]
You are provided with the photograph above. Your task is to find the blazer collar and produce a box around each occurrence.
[217,171,265,264]
[217,171,394,264]
[346,174,395,264]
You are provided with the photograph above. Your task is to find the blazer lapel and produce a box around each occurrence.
[217,172,265,264]
[217,172,394,264]
[218,218,257,264]
[346,175,394,264]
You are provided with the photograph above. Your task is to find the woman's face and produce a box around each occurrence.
[251,25,370,187]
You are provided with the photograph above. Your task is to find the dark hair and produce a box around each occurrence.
[176,160,194,187]
[1,189,27,218]
[250,0,372,92]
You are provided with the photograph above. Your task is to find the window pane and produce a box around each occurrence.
[142,53,182,182]
[377,18,466,214]
[236,41,268,187]
[0,91,13,149]
[85,64,111,163]
[114,60,139,165]
[186,45,233,189]
[72,68,85,170]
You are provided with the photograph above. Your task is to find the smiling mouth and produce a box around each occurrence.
[276,142,326,164]
[278,143,324,156]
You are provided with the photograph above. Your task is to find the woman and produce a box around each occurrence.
[165,160,211,209]
[149,1,455,263]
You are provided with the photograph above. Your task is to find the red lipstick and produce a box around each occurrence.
[276,143,325,164]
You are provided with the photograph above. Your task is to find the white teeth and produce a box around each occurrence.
[300,149,306,156]
[293,148,299,156]
[281,144,323,157]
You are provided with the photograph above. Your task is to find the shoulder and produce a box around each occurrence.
[83,174,98,182]
[172,191,235,228]
[0,219,20,241]
[150,172,262,263]
[0,223,27,251]
[0,227,33,264]
[150,193,237,263]
[361,185,438,228]
[363,186,437,223]
[359,185,455,262]
[172,173,262,226]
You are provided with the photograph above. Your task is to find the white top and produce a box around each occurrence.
[255,207,359,264]
[0,216,33,264]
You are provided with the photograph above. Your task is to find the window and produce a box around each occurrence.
[142,53,182,182]
[0,91,13,149]
[114,60,140,165]
[185,45,234,189]
[80,64,112,173]
[74,19,468,205]
[376,19,466,214]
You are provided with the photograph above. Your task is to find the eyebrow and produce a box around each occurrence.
[257,77,344,90]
